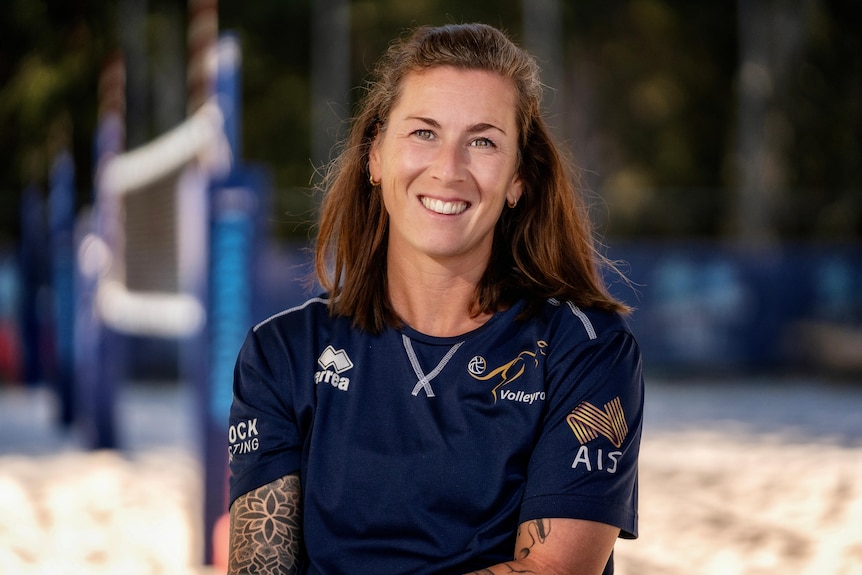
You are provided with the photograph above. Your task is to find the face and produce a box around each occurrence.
[368,66,523,271]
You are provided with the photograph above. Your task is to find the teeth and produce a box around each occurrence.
[421,197,468,215]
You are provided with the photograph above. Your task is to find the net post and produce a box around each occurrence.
[49,150,77,428]
[188,0,218,116]
[75,53,127,450]
[18,184,49,388]
[196,31,261,567]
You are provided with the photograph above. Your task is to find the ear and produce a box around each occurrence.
[368,133,382,183]
[507,173,524,206]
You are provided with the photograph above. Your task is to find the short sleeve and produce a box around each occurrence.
[228,327,304,506]
[519,321,644,539]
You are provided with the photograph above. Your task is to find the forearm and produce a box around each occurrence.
[464,561,539,575]
[463,518,547,575]
[464,518,617,575]
[228,474,303,575]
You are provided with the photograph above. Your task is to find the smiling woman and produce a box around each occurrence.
[228,23,643,575]
[368,66,523,313]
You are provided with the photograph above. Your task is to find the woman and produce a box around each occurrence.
[228,23,643,575]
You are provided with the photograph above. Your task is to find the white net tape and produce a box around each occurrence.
[88,99,230,338]
[98,101,230,197]
[96,280,206,338]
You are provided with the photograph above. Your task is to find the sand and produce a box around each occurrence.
[0,448,208,575]
[1,379,861,574]
[615,431,862,575]
[1,432,860,574]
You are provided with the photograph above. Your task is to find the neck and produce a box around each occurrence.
[387,251,491,337]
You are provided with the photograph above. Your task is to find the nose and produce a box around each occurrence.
[430,140,467,183]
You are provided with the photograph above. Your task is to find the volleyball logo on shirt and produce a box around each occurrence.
[469,340,547,403]
[467,356,486,375]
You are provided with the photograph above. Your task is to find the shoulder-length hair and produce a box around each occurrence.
[315,23,629,333]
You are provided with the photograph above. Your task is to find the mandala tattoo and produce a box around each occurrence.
[228,474,303,575]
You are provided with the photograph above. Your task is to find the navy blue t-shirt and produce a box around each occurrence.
[229,297,643,574]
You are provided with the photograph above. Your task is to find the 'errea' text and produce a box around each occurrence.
[314,369,350,391]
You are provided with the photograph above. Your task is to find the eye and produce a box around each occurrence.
[413,129,435,140]
[470,137,496,148]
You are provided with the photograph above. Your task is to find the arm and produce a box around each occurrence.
[466,518,618,575]
[228,473,303,575]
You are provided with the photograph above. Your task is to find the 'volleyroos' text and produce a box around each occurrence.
[499,390,546,404]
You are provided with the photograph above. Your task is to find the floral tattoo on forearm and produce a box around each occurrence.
[228,474,303,575]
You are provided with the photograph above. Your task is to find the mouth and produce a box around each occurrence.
[420,196,469,215]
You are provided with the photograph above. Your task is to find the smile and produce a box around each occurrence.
[420,196,469,215]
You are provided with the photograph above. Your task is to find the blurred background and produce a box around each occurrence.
[2,0,860,377]
[0,1,860,574]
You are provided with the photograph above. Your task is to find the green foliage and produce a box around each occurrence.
[0,0,115,242]
[777,0,862,237]
[563,1,738,237]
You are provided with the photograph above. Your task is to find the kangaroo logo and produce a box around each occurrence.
[469,341,547,402]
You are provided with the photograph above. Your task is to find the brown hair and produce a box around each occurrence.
[315,23,629,333]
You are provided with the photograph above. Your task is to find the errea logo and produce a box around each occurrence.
[315,345,353,391]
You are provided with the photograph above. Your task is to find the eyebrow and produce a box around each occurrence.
[407,116,508,136]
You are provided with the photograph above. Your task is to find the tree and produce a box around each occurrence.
[0,0,116,243]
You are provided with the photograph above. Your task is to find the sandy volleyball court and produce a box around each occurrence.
[617,431,862,574]
[0,449,207,575]
[0,379,860,574]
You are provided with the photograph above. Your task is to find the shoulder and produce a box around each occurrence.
[235,296,344,392]
[540,298,633,344]
[252,295,332,335]
[238,296,335,368]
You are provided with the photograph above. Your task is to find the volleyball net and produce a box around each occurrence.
[91,98,226,339]
[72,32,263,565]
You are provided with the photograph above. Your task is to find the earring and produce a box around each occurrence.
[507,198,518,208]
[369,174,380,187]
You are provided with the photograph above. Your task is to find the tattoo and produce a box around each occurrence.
[228,474,303,575]
[465,565,537,574]
[462,521,551,575]
[515,519,551,560]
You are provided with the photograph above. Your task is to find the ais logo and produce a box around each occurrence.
[567,397,629,474]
